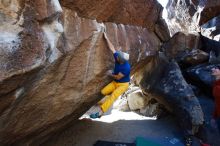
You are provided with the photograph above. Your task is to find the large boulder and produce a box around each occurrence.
[0,0,162,145]
[163,32,200,59]
[136,55,204,136]
[61,0,163,30]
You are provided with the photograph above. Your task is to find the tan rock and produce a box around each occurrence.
[61,0,163,30]
[127,90,150,111]
[35,0,62,21]
[0,1,161,145]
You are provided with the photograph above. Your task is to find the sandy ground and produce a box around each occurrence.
[42,92,220,146]
[43,107,185,146]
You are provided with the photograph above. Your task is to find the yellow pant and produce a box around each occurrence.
[100,81,129,112]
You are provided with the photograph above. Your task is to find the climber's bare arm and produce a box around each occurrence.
[103,33,116,53]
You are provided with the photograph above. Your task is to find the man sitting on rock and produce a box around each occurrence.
[211,68,220,132]
[90,33,130,119]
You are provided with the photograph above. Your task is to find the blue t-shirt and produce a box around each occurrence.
[113,52,131,82]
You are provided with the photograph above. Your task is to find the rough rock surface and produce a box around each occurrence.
[127,91,149,111]
[186,63,220,91]
[61,0,163,30]
[163,32,200,59]
[166,0,220,35]
[3,0,220,145]
[175,49,209,67]
[0,0,162,145]
[201,15,220,41]
[200,0,220,25]
[200,36,220,63]
[136,55,204,135]
[155,17,171,42]
[139,103,161,117]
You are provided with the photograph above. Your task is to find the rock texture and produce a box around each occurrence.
[175,49,209,66]
[155,17,171,42]
[135,55,204,135]
[186,63,220,90]
[166,0,220,35]
[200,0,220,25]
[201,15,220,41]
[200,36,220,63]
[127,91,149,111]
[3,0,220,145]
[0,0,163,145]
[60,0,163,30]
[163,32,200,59]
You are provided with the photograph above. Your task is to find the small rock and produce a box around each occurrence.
[127,91,150,111]
[113,97,130,112]
[140,103,160,117]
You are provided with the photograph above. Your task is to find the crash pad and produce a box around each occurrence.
[94,140,135,146]
[136,137,162,146]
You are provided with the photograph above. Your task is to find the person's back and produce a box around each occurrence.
[113,51,130,83]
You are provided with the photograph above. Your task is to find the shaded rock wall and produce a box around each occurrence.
[137,56,204,135]
[0,0,163,145]
[163,32,200,59]
[2,0,220,145]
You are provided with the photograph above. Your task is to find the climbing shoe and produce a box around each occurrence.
[90,112,101,119]
[89,106,103,119]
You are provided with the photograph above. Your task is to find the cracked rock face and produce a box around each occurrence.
[0,0,162,145]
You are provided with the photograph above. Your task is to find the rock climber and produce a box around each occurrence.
[211,68,220,132]
[90,33,131,119]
